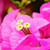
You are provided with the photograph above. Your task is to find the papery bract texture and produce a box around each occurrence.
[2,9,19,40]
[1,9,50,50]
[40,2,50,21]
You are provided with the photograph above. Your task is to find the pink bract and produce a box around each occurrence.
[32,2,50,38]
[1,9,50,50]
[2,9,20,40]
[40,2,50,22]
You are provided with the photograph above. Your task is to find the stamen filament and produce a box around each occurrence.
[21,27,32,35]
[27,28,32,34]
[21,29,28,35]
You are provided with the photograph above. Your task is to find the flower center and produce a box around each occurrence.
[16,19,23,25]
[23,23,30,28]
[16,19,32,35]
[16,24,23,31]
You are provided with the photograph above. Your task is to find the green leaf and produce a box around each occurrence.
[13,1,22,7]
[13,1,23,9]
[8,7,13,13]
[21,0,28,6]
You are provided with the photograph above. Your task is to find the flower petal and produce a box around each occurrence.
[40,2,50,21]
[2,9,19,40]
[32,18,49,31]
[10,34,39,50]
[32,12,44,18]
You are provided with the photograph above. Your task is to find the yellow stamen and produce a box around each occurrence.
[16,19,23,25]
[16,24,23,31]
[23,22,30,28]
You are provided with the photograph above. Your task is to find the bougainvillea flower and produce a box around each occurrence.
[32,12,50,38]
[32,2,50,38]
[0,34,50,50]
[11,14,49,37]
[40,2,50,21]
[15,36,50,50]
[2,9,49,50]
[10,32,50,50]
[9,13,49,49]
[10,14,49,33]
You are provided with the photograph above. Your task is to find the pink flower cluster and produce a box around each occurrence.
[0,2,50,50]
